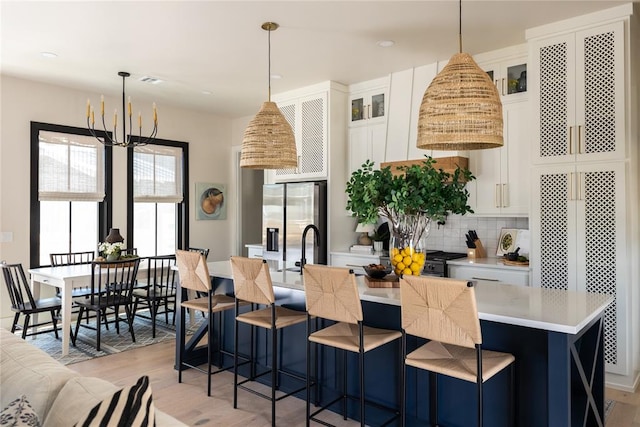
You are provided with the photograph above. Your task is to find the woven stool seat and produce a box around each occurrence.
[309,322,401,353]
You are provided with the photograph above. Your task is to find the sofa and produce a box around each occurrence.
[0,328,187,426]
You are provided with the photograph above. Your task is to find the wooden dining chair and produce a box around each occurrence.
[72,258,141,351]
[1,262,62,339]
[399,275,516,427]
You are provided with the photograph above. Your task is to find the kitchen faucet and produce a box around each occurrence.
[300,224,321,274]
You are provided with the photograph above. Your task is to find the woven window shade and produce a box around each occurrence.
[240,101,298,169]
[417,52,503,150]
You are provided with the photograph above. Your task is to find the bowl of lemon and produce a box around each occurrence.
[390,247,425,276]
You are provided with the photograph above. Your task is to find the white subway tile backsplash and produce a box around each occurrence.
[422,214,529,255]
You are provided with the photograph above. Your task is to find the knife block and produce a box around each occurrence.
[467,239,487,259]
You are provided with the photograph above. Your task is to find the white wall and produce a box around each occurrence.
[0,75,234,327]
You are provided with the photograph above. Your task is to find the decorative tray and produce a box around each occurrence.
[501,259,530,266]
[364,275,400,288]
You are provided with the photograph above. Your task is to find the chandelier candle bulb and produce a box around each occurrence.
[100,95,104,115]
[153,103,157,124]
[113,110,117,128]
[86,99,90,118]
[91,109,95,125]
[128,96,132,116]
[138,112,142,128]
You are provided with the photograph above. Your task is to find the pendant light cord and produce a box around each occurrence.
[458,0,462,53]
[267,27,272,102]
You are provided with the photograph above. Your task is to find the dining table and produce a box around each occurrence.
[28,260,146,355]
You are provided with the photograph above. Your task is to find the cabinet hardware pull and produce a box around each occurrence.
[577,125,583,154]
[568,172,573,201]
[501,78,506,96]
[502,183,508,208]
[471,277,500,282]
[495,184,501,208]
[367,105,371,119]
[568,126,574,155]
[578,172,584,201]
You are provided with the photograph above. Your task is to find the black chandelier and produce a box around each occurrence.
[86,71,157,148]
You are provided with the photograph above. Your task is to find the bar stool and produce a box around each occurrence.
[230,256,308,427]
[303,264,403,426]
[175,250,235,396]
[399,275,516,427]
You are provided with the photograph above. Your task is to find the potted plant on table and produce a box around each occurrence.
[345,156,474,275]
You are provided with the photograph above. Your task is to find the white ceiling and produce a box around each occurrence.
[0,1,631,118]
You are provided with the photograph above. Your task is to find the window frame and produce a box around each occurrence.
[126,137,189,253]
[30,122,113,267]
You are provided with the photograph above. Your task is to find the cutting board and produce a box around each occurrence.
[365,275,400,288]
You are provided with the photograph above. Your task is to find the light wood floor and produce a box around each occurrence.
[69,340,638,426]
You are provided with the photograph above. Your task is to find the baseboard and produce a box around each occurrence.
[606,371,640,392]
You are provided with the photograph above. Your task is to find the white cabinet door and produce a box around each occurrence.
[469,99,529,216]
[531,161,627,374]
[273,92,328,181]
[348,122,387,175]
[531,21,625,165]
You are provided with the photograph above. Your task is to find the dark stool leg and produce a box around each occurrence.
[430,372,438,426]
[233,300,240,409]
[343,349,348,420]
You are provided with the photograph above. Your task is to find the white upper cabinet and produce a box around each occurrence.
[530,21,625,165]
[349,77,388,126]
[469,100,530,216]
[270,81,347,182]
[479,56,528,102]
[348,77,389,173]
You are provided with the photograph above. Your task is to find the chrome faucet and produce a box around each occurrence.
[300,224,321,274]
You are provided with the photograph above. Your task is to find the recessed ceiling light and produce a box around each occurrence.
[376,40,395,48]
[40,52,58,58]
[270,74,282,80]
[139,76,163,85]
[202,90,212,95]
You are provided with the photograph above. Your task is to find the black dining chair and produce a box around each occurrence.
[1,262,62,339]
[72,258,141,351]
[132,255,177,337]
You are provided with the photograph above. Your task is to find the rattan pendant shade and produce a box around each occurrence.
[417,53,503,150]
[417,0,503,151]
[240,101,297,169]
[240,22,298,169]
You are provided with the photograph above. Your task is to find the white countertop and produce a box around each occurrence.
[206,261,611,335]
[447,256,531,271]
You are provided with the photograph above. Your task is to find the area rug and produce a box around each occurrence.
[20,310,203,366]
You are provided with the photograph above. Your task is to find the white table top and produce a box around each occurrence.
[207,260,612,335]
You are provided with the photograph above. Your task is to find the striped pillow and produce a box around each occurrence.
[74,376,155,427]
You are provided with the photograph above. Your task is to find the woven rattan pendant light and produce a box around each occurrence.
[416,0,503,150]
[240,22,297,169]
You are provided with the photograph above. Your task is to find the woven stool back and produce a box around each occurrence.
[176,250,211,293]
[303,264,362,324]
[400,275,481,348]
[230,256,274,305]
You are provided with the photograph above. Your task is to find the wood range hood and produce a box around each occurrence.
[380,156,469,177]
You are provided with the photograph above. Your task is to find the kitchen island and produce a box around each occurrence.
[178,261,612,426]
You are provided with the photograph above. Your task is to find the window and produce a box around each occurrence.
[130,141,187,256]
[30,122,112,267]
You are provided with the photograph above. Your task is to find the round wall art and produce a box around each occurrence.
[196,182,226,220]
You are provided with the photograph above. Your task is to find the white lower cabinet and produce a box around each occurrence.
[330,252,381,275]
[448,264,530,287]
[531,161,628,375]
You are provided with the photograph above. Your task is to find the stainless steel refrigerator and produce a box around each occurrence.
[262,181,327,271]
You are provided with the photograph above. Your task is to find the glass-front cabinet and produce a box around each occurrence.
[351,92,385,122]
[349,78,388,125]
[480,56,527,100]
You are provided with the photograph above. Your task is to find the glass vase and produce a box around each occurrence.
[388,213,431,276]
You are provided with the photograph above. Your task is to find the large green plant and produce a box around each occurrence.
[345,156,475,224]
